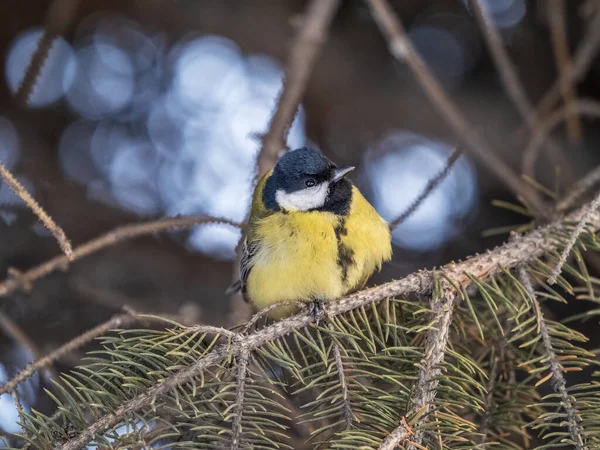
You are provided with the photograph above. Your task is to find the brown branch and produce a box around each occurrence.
[0,215,240,298]
[380,288,458,450]
[15,0,79,105]
[468,0,572,183]
[257,0,341,176]
[519,9,600,172]
[558,165,600,212]
[549,189,600,285]
[0,162,73,259]
[364,0,548,217]
[548,0,582,140]
[54,192,600,450]
[389,146,463,231]
[523,99,600,184]
[519,268,587,449]
[230,348,250,450]
[331,331,354,429]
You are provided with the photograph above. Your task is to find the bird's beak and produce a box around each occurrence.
[331,166,355,183]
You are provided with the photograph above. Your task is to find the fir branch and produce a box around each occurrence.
[0,215,240,298]
[380,288,459,450]
[364,0,548,217]
[231,348,250,450]
[468,0,571,182]
[52,197,600,450]
[520,9,600,172]
[257,0,341,176]
[0,310,195,396]
[389,147,463,231]
[548,0,582,140]
[332,342,353,430]
[558,164,600,212]
[0,161,73,259]
[518,267,587,450]
[523,99,600,181]
[15,0,79,105]
[549,189,600,285]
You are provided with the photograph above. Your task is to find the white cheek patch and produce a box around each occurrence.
[275,182,329,212]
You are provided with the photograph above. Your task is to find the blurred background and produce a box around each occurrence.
[0,0,599,439]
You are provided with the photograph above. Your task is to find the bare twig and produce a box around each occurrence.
[365,0,548,217]
[330,324,354,430]
[15,0,79,105]
[558,165,600,212]
[231,348,250,450]
[389,146,463,230]
[0,162,73,259]
[54,195,600,450]
[523,99,600,183]
[549,189,600,285]
[519,9,600,172]
[257,0,341,175]
[519,268,587,449]
[548,0,582,140]
[0,215,240,298]
[468,0,572,183]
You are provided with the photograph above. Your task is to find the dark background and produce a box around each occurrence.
[0,0,598,436]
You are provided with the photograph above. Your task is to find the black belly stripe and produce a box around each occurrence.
[334,218,355,284]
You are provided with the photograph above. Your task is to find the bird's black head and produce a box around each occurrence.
[263,147,354,215]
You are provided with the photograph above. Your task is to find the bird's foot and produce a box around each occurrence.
[309,299,329,326]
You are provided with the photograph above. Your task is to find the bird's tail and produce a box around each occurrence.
[225,280,242,296]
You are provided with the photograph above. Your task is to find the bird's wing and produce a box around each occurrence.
[240,238,259,298]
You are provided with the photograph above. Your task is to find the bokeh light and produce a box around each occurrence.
[463,0,527,29]
[5,28,77,107]
[53,16,306,260]
[0,117,20,170]
[364,131,478,251]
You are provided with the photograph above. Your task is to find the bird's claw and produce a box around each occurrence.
[309,299,328,326]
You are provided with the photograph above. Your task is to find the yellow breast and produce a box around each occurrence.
[245,185,392,318]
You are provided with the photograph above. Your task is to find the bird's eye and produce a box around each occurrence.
[305,178,316,188]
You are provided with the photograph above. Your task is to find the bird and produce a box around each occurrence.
[227,147,392,319]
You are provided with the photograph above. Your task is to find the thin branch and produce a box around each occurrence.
[364,0,548,217]
[523,99,600,184]
[0,162,73,259]
[478,355,499,445]
[0,215,240,298]
[331,329,354,429]
[257,0,341,176]
[231,348,250,450]
[548,189,600,285]
[519,9,600,171]
[558,165,600,212]
[15,0,79,105]
[389,147,463,231]
[54,196,600,450]
[548,0,582,140]
[518,268,587,450]
[468,0,572,182]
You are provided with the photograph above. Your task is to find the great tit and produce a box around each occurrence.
[228,147,392,319]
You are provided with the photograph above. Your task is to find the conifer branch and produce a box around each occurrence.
[558,164,600,212]
[231,348,250,450]
[53,197,600,450]
[548,0,582,140]
[523,99,600,180]
[381,288,459,450]
[549,189,600,284]
[518,267,587,450]
[0,215,240,298]
[15,0,79,105]
[389,147,463,231]
[364,0,548,217]
[333,342,353,430]
[0,161,73,259]
[257,0,341,176]
[519,9,600,172]
[468,0,570,181]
